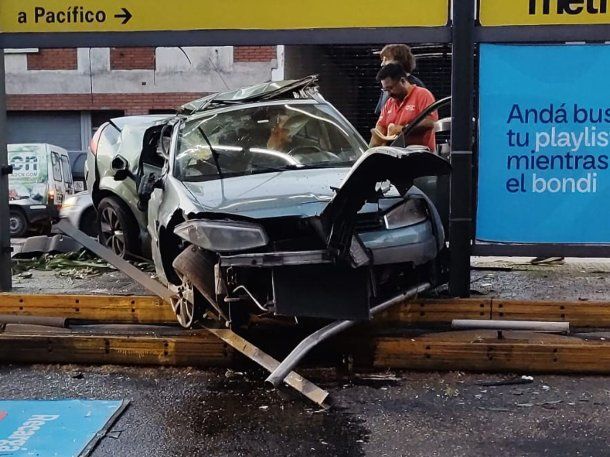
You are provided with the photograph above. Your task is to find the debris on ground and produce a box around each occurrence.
[12,250,115,279]
[443,386,460,398]
[353,373,402,382]
[11,249,156,280]
[475,375,535,387]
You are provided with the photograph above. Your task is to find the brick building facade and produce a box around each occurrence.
[5,46,282,152]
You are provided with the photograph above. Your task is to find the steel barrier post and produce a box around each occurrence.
[448,0,475,297]
[0,50,10,291]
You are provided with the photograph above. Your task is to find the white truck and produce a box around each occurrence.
[8,143,74,237]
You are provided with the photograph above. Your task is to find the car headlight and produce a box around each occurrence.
[174,219,269,252]
[383,199,428,230]
[62,196,79,209]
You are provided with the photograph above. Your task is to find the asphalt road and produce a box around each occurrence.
[1,365,608,457]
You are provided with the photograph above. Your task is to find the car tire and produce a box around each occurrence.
[80,207,98,238]
[9,209,28,238]
[97,197,140,258]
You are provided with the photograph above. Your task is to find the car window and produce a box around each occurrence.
[60,155,73,184]
[51,152,63,182]
[174,103,367,182]
[142,125,170,169]
[97,124,121,156]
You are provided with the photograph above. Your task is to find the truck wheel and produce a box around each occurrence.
[97,197,140,258]
[9,209,28,237]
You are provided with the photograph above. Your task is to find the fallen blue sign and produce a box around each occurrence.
[478,43,610,243]
[0,400,127,456]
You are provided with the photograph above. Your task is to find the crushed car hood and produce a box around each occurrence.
[323,147,451,218]
[182,168,369,219]
[181,148,450,226]
[320,147,451,258]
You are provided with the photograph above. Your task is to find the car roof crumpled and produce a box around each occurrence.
[179,75,319,114]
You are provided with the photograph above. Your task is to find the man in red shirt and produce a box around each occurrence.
[370,62,438,152]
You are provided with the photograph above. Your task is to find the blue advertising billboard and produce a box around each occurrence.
[477,44,610,243]
[0,400,126,456]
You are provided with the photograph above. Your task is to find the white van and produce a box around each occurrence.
[8,143,74,237]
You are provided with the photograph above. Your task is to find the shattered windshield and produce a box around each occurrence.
[174,102,367,182]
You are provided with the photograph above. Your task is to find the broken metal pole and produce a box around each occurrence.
[206,327,329,405]
[0,49,11,292]
[56,219,175,302]
[266,282,431,388]
[452,319,570,333]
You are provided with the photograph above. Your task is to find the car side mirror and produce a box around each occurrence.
[158,135,170,161]
[112,155,131,181]
[158,124,172,161]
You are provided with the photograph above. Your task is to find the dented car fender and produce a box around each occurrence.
[147,174,206,285]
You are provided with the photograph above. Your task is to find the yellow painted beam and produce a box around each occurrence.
[4,294,610,328]
[491,299,610,327]
[374,330,610,373]
[0,331,232,366]
[3,327,610,376]
[376,298,492,325]
[0,293,175,324]
[1,0,449,33]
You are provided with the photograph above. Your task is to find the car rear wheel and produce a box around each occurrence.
[9,209,28,237]
[97,197,140,258]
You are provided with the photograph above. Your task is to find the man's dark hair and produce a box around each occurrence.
[376,62,407,82]
[380,44,416,73]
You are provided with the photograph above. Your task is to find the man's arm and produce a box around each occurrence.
[369,122,388,147]
[405,89,438,136]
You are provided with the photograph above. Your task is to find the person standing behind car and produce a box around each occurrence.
[370,62,437,150]
[375,44,426,116]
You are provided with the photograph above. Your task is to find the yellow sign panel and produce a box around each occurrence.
[481,0,610,26]
[0,0,448,33]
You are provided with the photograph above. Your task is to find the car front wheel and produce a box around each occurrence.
[97,197,140,258]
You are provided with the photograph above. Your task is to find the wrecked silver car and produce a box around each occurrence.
[89,77,450,327]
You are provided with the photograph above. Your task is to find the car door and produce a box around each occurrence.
[145,122,177,284]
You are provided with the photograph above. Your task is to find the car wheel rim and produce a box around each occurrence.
[100,206,126,256]
[171,277,196,328]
